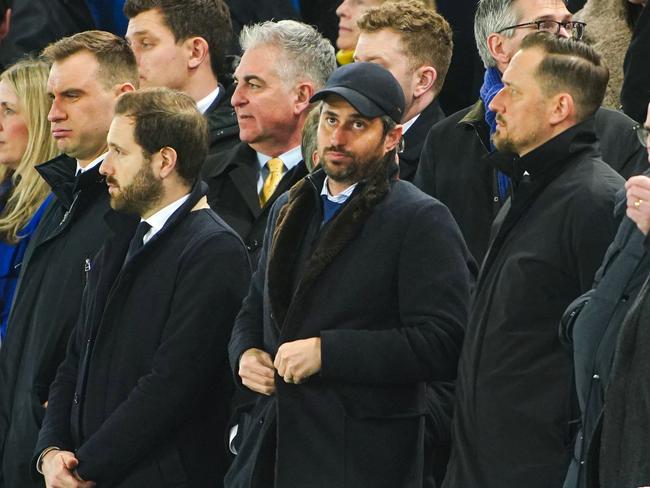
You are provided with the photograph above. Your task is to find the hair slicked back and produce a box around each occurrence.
[239,20,336,90]
[521,31,609,121]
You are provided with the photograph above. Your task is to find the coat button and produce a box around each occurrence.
[593,374,600,379]
[73,393,80,405]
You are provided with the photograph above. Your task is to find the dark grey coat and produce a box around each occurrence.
[560,177,650,488]
[227,163,475,488]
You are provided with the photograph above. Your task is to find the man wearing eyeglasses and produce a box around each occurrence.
[414,0,647,265]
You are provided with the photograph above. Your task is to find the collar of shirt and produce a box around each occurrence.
[401,113,420,134]
[320,177,357,204]
[141,194,191,244]
[196,85,221,114]
[76,152,107,175]
[255,146,303,192]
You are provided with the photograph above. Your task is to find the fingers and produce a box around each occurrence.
[274,338,321,384]
[239,348,276,395]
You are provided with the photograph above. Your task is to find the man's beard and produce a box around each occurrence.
[319,140,389,186]
[107,162,163,216]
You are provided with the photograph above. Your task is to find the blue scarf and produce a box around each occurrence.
[479,67,511,201]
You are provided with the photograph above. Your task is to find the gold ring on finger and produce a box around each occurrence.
[636,199,644,208]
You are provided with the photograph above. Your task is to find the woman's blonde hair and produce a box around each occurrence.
[0,58,59,243]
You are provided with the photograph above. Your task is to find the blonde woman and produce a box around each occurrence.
[0,58,58,341]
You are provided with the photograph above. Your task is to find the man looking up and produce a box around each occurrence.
[0,30,137,488]
[202,20,336,266]
[444,32,623,488]
[124,0,239,155]
[226,62,474,488]
[354,0,453,180]
[35,87,250,488]
[414,0,648,264]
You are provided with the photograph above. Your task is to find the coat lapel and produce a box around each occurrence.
[267,163,392,332]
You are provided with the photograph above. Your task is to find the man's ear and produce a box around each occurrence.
[549,92,575,126]
[114,82,136,96]
[413,66,437,98]
[186,37,210,70]
[158,146,178,179]
[383,124,404,153]
[294,82,315,115]
[487,33,512,68]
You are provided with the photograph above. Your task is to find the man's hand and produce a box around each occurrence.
[274,338,321,384]
[239,348,276,395]
[626,175,650,234]
[42,450,95,488]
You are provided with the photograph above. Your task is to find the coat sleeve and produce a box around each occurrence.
[31,280,90,472]
[228,195,286,386]
[72,232,250,483]
[320,200,476,384]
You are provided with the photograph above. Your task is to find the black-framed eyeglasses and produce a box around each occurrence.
[497,20,587,40]
[634,125,650,148]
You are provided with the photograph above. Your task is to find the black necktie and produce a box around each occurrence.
[125,221,151,262]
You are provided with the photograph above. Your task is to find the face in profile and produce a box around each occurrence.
[230,44,301,152]
[126,8,191,91]
[101,114,162,217]
[489,47,553,156]
[0,79,29,170]
[335,0,384,51]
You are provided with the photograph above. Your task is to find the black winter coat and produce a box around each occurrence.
[398,99,445,182]
[227,165,475,488]
[414,101,648,264]
[205,84,240,156]
[443,121,623,488]
[202,142,308,267]
[560,177,650,488]
[34,183,251,487]
[0,156,111,488]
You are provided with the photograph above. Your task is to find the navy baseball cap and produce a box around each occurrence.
[310,62,405,124]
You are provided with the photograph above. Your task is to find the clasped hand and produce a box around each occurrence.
[238,338,321,395]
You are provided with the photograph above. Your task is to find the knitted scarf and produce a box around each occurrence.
[480,67,511,201]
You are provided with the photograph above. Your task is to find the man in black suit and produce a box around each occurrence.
[354,0,453,181]
[0,30,137,488]
[124,0,239,155]
[226,62,474,488]
[202,20,336,265]
[35,88,250,487]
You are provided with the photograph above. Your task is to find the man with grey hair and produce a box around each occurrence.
[414,0,648,264]
[202,20,336,267]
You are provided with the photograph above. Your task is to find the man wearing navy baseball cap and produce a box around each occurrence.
[226,62,475,488]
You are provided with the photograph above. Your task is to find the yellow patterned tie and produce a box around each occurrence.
[260,157,284,207]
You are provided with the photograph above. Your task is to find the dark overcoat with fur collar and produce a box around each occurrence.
[226,163,475,488]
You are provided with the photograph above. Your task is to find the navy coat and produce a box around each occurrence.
[227,163,474,488]
[34,183,251,487]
